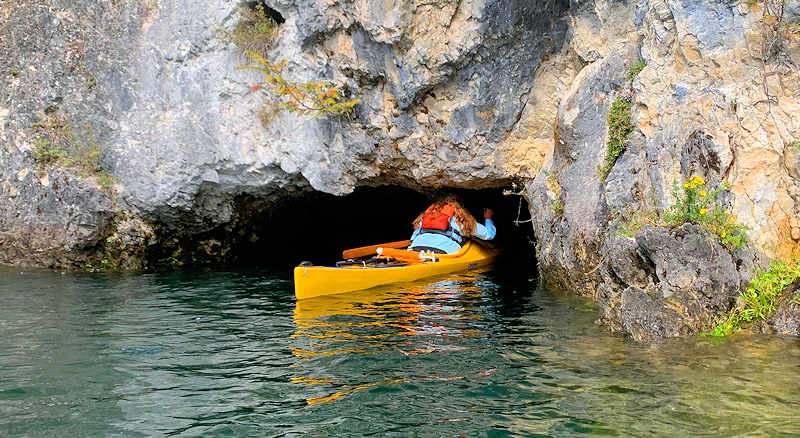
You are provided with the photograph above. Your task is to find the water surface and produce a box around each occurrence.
[1,268,799,436]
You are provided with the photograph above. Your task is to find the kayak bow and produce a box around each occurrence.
[293,241,500,300]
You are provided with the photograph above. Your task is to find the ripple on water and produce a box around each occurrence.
[1,268,799,436]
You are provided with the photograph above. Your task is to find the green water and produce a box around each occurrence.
[1,268,799,437]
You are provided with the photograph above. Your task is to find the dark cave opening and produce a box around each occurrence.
[153,185,537,291]
[245,185,537,288]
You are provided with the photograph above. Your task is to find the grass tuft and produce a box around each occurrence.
[709,259,800,336]
[31,116,116,189]
[616,210,659,238]
[599,99,633,180]
[628,61,645,81]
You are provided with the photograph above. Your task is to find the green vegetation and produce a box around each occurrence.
[599,99,633,180]
[10,66,20,76]
[663,176,748,250]
[216,2,278,57]
[628,61,645,81]
[85,259,110,272]
[241,52,361,118]
[709,259,800,336]
[31,115,116,189]
[502,181,527,197]
[616,210,658,238]
[551,198,564,216]
[544,173,564,216]
[792,140,800,151]
[217,3,360,121]
[167,249,182,266]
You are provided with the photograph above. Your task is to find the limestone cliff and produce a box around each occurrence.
[527,0,800,340]
[1,0,799,339]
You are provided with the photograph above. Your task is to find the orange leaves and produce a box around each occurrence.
[239,51,361,119]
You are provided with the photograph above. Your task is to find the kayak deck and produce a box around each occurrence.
[293,241,500,300]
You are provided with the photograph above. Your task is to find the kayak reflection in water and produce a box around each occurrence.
[409,194,496,254]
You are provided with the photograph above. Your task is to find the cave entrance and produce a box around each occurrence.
[246,0,285,24]
[234,185,537,287]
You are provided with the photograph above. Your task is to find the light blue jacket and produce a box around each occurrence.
[409,217,496,254]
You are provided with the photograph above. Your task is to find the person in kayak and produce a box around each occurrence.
[408,194,496,254]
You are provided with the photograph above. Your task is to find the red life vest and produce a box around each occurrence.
[421,204,456,231]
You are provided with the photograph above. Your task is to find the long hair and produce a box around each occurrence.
[413,194,477,236]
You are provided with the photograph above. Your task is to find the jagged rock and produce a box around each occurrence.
[1,0,574,267]
[0,166,117,268]
[527,46,636,295]
[608,236,653,290]
[526,0,798,340]
[595,224,745,342]
[626,224,740,340]
[761,287,800,336]
[636,224,740,308]
[620,286,688,343]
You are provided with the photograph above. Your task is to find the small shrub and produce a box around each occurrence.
[30,116,116,189]
[628,61,645,81]
[502,181,528,197]
[218,5,358,123]
[543,173,563,216]
[662,176,748,249]
[599,99,633,180]
[32,136,67,166]
[551,199,564,216]
[709,259,800,336]
[546,173,560,196]
[10,66,20,76]
[95,171,117,189]
[240,51,361,118]
[217,2,278,56]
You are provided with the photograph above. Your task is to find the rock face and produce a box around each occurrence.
[762,287,800,336]
[2,0,800,339]
[525,0,800,340]
[598,225,744,342]
[1,0,571,267]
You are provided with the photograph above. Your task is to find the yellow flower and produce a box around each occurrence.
[684,183,689,189]
[699,190,707,197]
[692,176,706,186]
[721,231,727,238]
[728,216,735,223]
[688,183,696,189]
[724,210,730,215]
[699,208,708,215]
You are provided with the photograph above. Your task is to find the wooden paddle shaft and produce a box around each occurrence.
[342,240,411,259]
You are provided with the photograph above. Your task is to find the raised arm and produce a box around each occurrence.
[472,220,496,241]
[450,209,496,241]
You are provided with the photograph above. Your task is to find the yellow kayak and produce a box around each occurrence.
[293,241,500,300]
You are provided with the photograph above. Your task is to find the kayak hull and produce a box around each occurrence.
[293,241,500,300]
